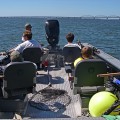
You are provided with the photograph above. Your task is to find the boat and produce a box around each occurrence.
[0,19,120,120]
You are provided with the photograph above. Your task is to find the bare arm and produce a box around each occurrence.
[97,72,120,77]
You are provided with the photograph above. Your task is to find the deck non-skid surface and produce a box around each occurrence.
[24,67,80,118]
[23,67,105,120]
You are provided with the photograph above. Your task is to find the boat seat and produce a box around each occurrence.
[0,61,36,112]
[63,46,81,73]
[73,59,107,108]
[22,47,43,69]
[2,61,36,98]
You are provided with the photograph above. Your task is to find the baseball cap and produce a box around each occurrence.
[25,23,32,28]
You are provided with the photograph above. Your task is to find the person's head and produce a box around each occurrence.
[10,51,23,62]
[22,31,32,40]
[81,46,93,59]
[25,23,32,31]
[66,33,74,43]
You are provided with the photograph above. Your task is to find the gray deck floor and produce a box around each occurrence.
[23,66,105,120]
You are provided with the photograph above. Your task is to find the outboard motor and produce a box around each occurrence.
[45,20,59,49]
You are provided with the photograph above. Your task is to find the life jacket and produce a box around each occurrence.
[74,57,83,67]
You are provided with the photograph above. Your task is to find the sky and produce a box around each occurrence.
[0,0,120,17]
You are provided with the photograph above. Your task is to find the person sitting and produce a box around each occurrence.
[0,51,37,88]
[74,46,93,67]
[0,51,23,79]
[22,23,32,42]
[9,31,42,54]
[25,23,32,32]
[64,32,81,49]
[10,50,23,62]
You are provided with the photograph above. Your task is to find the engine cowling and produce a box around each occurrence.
[45,20,59,48]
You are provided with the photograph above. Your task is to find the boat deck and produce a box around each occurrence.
[22,66,105,120]
[24,67,80,118]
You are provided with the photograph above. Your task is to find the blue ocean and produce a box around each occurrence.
[0,17,120,59]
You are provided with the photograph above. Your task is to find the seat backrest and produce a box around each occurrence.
[63,46,81,63]
[74,59,107,87]
[3,61,36,97]
[22,47,42,63]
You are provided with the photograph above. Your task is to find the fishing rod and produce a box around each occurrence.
[97,72,120,89]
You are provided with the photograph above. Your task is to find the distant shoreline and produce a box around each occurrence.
[0,16,120,20]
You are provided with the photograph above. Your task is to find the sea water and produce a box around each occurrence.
[0,17,120,59]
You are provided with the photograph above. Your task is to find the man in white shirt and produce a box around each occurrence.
[10,31,42,53]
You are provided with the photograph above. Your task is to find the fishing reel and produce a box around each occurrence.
[0,51,10,65]
[104,76,120,99]
[92,47,100,55]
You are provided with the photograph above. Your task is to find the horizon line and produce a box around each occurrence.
[0,15,120,18]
